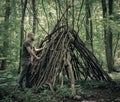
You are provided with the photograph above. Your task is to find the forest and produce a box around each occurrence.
[0,0,120,102]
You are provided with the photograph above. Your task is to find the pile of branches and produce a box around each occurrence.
[27,25,112,95]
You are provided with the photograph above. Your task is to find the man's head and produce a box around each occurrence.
[27,32,35,41]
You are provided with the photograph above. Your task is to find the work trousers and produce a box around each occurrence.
[19,60,31,87]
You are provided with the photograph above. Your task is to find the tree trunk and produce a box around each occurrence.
[18,0,27,73]
[1,0,11,70]
[108,0,114,68]
[32,0,36,34]
[101,0,114,72]
[85,0,93,52]
[72,0,74,30]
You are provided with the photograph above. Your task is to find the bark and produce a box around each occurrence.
[108,0,113,16]
[32,0,36,34]
[1,0,11,70]
[101,0,114,72]
[108,0,114,69]
[85,0,93,52]
[72,0,74,30]
[18,0,27,73]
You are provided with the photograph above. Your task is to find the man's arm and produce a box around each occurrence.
[26,47,40,60]
[35,46,47,52]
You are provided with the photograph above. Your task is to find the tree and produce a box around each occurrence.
[32,0,36,34]
[1,0,11,70]
[85,0,93,52]
[18,0,27,73]
[101,0,114,72]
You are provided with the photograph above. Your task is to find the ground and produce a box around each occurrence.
[0,69,120,102]
[65,88,120,102]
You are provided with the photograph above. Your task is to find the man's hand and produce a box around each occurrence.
[35,46,47,52]
[26,46,41,60]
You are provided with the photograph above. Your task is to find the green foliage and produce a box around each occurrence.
[0,0,120,101]
[56,85,73,98]
[0,0,119,70]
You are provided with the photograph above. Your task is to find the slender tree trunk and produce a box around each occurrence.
[1,0,11,70]
[18,0,27,73]
[66,0,68,28]
[72,0,74,30]
[108,0,113,16]
[108,0,114,67]
[101,0,114,72]
[32,0,36,34]
[85,0,93,52]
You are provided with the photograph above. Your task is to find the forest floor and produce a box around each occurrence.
[0,69,120,102]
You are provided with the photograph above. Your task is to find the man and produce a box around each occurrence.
[19,32,44,90]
